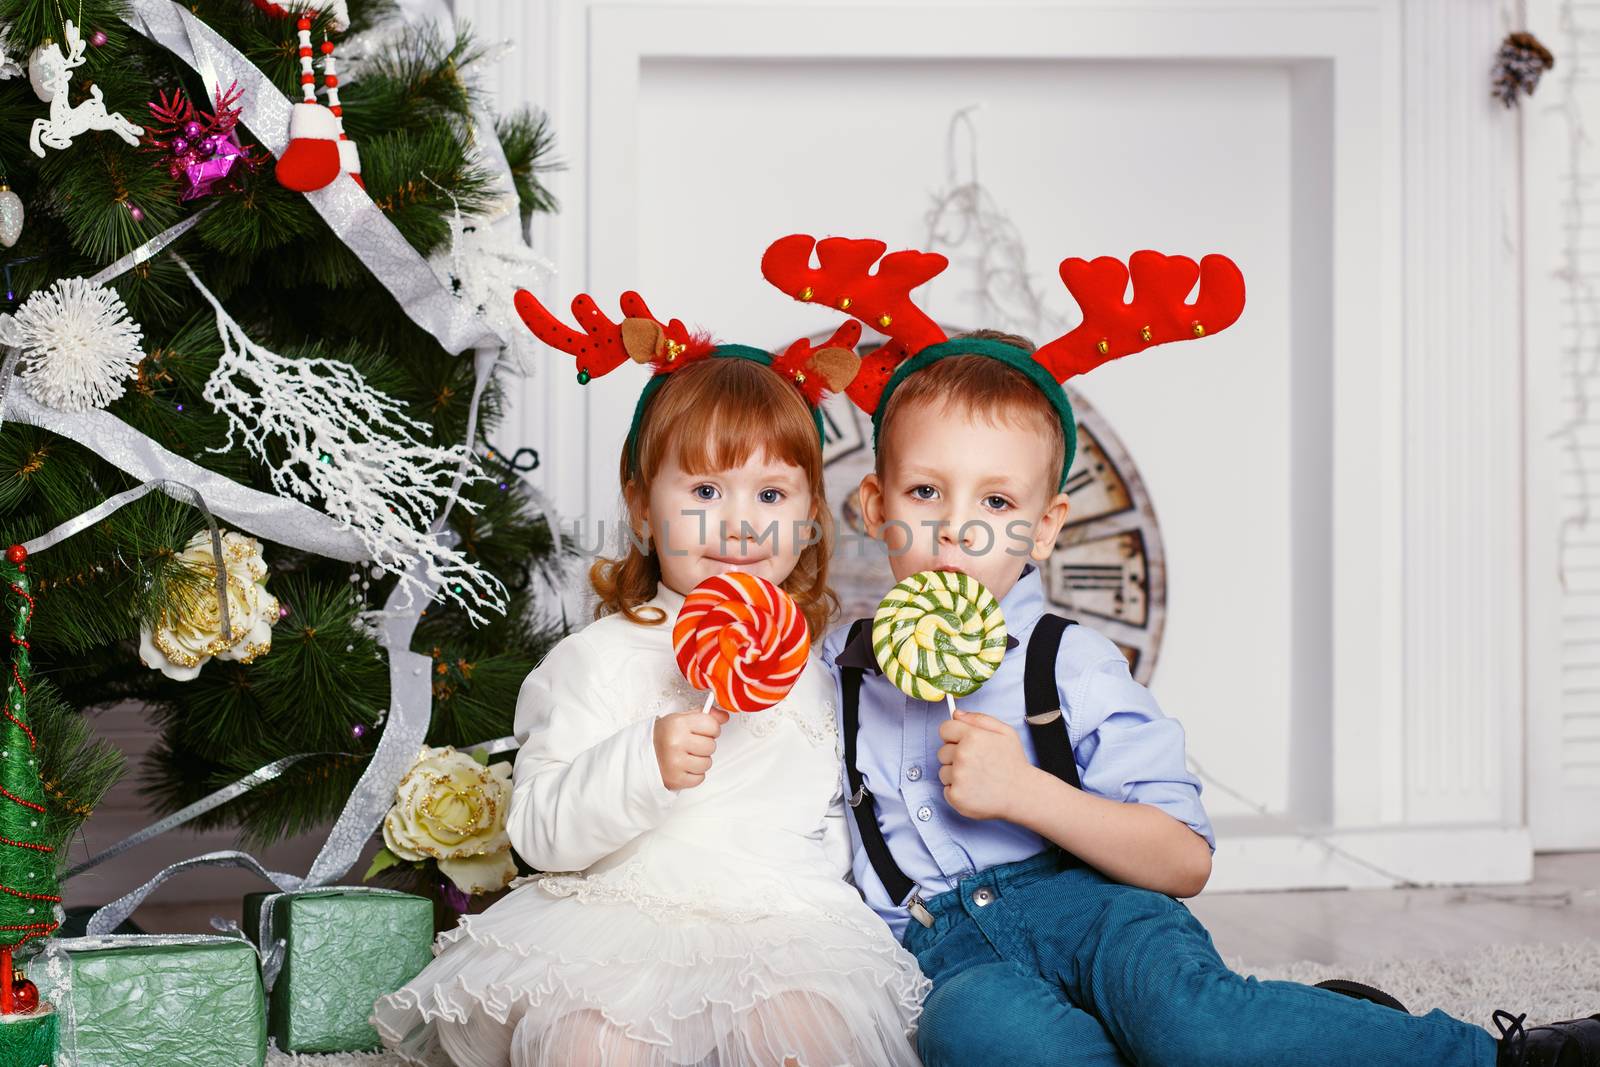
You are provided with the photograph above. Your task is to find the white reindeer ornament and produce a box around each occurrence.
[28,21,142,157]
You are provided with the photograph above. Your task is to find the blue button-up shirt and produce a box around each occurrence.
[822,567,1215,939]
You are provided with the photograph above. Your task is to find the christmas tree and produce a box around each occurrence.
[0,544,119,1057]
[0,0,562,870]
[0,547,56,1019]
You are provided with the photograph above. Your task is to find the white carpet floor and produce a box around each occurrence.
[268,939,1600,1066]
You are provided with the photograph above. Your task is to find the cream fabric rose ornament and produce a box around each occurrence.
[383,745,517,895]
[138,529,279,681]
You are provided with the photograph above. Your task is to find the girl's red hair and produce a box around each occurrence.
[590,358,837,638]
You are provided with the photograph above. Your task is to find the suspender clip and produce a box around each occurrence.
[847,784,869,808]
[907,893,935,929]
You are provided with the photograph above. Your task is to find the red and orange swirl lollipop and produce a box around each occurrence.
[673,573,810,713]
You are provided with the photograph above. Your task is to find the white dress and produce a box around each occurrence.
[373,586,928,1067]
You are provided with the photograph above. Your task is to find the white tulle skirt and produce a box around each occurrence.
[372,871,928,1067]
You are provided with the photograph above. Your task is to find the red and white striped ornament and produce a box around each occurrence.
[268,1,361,192]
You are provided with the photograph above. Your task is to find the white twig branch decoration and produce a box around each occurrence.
[178,258,507,624]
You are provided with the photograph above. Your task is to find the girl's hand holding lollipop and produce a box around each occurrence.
[655,574,810,790]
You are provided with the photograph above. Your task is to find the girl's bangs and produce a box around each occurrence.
[640,360,821,480]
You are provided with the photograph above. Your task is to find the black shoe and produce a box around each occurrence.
[1314,978,1410,1014]
[1495,1009,1600,1067]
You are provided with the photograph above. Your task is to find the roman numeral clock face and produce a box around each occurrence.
[1044,388,1164,684]
[820,376,1165,686]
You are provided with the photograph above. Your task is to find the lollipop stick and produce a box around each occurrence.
[946,693,957,719]
[702,691,716,716]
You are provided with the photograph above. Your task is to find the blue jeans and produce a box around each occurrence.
[902,851,1498,1067]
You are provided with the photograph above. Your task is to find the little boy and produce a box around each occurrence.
[821,330,1600,1067]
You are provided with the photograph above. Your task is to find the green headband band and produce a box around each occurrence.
[870,337,1078,490]
[626,344,828,475]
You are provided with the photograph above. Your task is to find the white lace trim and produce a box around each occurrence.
[739,695,837,747]
[640,673,703,722]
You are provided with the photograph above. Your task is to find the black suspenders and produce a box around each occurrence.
[1023,614,1083,791]
[840,612,1081,923]
[841,620,916,906]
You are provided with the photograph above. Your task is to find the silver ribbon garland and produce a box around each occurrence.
[87,850,302,936]
[2,386,369,562]
[26,478,235,642]
[120,0,502,356]
[59,753,340,881]
[86,207,213,287]
[58,734,517,882]
[305,549,439,889]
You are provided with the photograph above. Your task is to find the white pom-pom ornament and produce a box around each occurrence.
[2,276,143,411]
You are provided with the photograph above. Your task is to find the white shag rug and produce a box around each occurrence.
[267,940,1600,1066]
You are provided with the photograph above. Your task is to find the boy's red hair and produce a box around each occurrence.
[875,333,1069,483]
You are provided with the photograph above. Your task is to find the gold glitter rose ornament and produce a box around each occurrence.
[383,745,517,895]
[137,529,279,681]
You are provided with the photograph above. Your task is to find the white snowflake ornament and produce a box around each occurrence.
[28,22,143,157]
[0,276,143,411]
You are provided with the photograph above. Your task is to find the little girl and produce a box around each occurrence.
[373,297,928,1066]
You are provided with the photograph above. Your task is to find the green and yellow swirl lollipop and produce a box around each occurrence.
[873,570,1008,714]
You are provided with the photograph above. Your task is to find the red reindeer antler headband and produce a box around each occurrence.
[512,286,865,470]
[760,234,1247,485]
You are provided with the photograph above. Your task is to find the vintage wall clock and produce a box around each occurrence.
[817,345,1167,686]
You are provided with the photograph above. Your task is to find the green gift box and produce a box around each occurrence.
[30,935,265,1067]
[242,888,431,1054]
